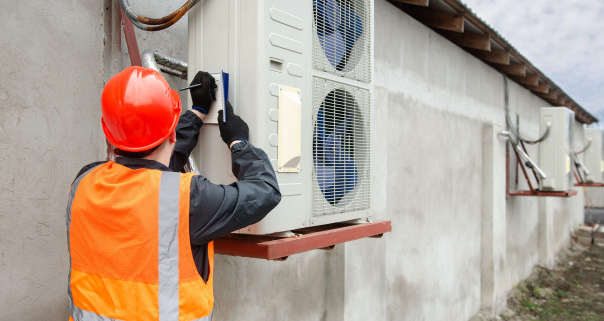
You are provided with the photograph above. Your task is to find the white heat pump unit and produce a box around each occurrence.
[583,128,603,183]
[539,107,575,191]
[187,0,374,234]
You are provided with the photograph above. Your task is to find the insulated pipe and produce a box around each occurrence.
[520,123,551,145]
[117,0,200,31]
[141,50,199,174]
[141,50,188,79]
[503,76,552,145]
[513,143,547,180]
[499,131,548,180]
[154,52,188,79]
[575,138,592,154]
[572,152,591,177]
[141,50,161,72]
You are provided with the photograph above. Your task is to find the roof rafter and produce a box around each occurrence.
[471,48,509,64]
[402,7,464,32]
[441,31,491,51]
[496,63,526,77]
[528,82,549,94]
[540,90,559,101]
[510,74,539,87]
[389,0,429,6]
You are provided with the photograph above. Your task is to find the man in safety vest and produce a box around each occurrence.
[66,66,281,320]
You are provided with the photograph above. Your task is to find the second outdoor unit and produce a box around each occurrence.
[583,128,603,183]
[188,0,374,234]
[539,107,575,191]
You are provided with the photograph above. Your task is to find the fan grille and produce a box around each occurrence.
[313,0,372,83]
[312,77,371,216]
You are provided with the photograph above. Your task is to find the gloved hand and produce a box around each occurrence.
[218,101,249,147]
[190,71,217,115]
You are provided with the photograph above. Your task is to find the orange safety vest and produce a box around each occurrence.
[66,162,214,321]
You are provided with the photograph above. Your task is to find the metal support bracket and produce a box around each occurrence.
[508,190,578,197]
[573,167,604,187]
[214,220,392,261]
[574,183,604,187]
[119,5,141,67]
[504,131,576,198]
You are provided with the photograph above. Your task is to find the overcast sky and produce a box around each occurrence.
[461,0,604,126]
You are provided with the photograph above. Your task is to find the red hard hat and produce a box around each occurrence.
[101,66,181,152]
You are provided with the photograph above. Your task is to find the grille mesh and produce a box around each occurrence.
[312,78,371,216]
[313,0,371,83]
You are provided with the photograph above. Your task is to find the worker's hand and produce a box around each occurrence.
[190,71,217,115]
[218,101,249,147]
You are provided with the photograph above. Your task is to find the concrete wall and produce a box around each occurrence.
[0,0,589,320]
[0,1,189,319]
[0,1,107,319]
[586,186,604,208]
[373,1,584,318]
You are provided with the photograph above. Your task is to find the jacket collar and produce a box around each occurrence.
[115,157,171,172]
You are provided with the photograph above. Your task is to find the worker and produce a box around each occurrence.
[66,66,281,320]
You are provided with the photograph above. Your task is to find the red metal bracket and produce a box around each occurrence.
[508,190,578,197]
[573,169,604,187]
[214,220,392,261]
[505,140,576,198]
[575,183,604,187]
[119,6,142,67]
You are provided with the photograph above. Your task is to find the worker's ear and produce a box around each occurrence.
[168,130,177,144]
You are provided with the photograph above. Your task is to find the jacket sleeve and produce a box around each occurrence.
[188,141,282,245]
[169,110,203,172]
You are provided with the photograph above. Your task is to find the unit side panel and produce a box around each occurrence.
[240,0,313,234]
[188,0,236,185]
[584,129,603,183]
[539,108,573,191]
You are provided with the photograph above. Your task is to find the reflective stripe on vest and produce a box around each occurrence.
[70,305,212,321]
[67,163,213,321]
[158,172,180,320]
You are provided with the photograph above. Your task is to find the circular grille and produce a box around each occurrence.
[313,0,369,76]
[313,88,368,207]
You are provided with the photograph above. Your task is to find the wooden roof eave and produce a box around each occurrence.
[388,0,598,124]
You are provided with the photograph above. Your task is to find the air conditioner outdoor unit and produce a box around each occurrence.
[583,128,603,183]
[539,107,575,191]
[188,0,374,234]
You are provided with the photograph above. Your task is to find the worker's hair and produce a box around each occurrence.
[114,144,161,158]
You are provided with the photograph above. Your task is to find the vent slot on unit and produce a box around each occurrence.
[313,0,372,83]
[312,77,371,216]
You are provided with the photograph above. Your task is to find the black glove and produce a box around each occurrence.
[218,101,249,146]
[190,71,217,114]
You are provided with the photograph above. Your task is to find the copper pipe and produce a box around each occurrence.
[117,0,200,31]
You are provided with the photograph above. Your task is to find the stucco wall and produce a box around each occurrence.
[0,1,107,319]
[586,186,604,208]
[0,0,590,320]
[373,0,585,319]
